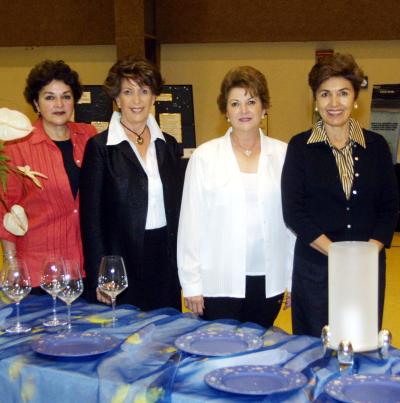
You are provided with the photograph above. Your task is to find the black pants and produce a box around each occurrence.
[118,227,181,311]
[291,254,386,337]
[203,276,283,328]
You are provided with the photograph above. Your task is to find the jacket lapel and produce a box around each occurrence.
[155,138,166,169]
[117,140,146,175]
[156,139,171,194]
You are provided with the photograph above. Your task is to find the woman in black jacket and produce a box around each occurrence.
[281,53,398,337]
[80,56,182,311]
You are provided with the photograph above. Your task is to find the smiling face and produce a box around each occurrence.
[116,78,155,130]
[226,87,265,135]
[34,80,74,127]
[315,76,356,130]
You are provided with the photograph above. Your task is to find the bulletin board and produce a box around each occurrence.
[74,85,113,133]
[370,84,400,164]
[154,85,196,152]
[74,84,197,152]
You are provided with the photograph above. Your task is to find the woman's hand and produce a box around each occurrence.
[369,239,384,251]
[96,287,111,305]
[184,295,205,315]
[310,234,332,256]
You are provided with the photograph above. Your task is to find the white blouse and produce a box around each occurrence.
[242,172,266,275]
[106,111,167,229]
[177,128,296,298]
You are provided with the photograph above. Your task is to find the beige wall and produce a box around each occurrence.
[160,40,400,145]
[0,45,117,122]
[1,41,400,145]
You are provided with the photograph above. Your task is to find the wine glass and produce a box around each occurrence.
[40,257,67,327]
[2,258,32,333]
[98,255,128,324]
[57,260,83,331]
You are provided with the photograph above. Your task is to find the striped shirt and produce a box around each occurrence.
[307,118,366,199]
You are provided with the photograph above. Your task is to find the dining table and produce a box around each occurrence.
[0,293,399,403]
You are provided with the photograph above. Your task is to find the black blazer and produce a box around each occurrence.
[281,128,399,265]
[79,129,183,301]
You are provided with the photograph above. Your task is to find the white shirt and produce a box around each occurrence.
[177,128,295,298]
[107,111,167,229]
[242,172,266,275]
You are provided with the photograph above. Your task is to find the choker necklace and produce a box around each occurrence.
[231,135,259,157]
[120,120,147,145]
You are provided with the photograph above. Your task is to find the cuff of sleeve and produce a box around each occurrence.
[301,228,324,246]
[0,229,17,243]
[371,228,395,248]
[182,283,203,298]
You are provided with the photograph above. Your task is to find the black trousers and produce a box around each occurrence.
[117,227,181,311]
[291,253,386,338]
[203,275,283,329]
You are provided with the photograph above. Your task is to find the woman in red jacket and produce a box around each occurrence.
[0,60,97,290]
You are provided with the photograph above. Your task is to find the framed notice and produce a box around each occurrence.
[154,85,196,151]
[370,84,400,163]
[75,85,113,132]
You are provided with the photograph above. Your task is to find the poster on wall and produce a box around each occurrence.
[370,84,400,163]
[75,85,113,133]
[154,85,196,159]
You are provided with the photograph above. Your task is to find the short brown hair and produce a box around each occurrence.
[217,66,270,114]
[308,53,364,99]
[104,56,164,98]
[24,60,82,112]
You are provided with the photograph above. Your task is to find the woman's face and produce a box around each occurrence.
[226,87,265,134]
[116,78,155,129]
[315,76,356,130]
[34,80,74,127]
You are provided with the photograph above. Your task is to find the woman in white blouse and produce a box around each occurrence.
[178,66,295,327]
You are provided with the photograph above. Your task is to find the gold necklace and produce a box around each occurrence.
[120,120,147,145]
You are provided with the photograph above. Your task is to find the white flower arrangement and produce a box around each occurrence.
[0,108,47,236]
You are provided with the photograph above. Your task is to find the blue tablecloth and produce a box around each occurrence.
[0,294,399,402]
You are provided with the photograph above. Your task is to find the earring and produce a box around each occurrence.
[226,117,230,122]
[354,103,358,109]
[314,105,318,112]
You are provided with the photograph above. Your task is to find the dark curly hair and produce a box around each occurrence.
[104,56,163,99]
[24,60,83,112]
[217,66,270,114]
[308,53,364,99]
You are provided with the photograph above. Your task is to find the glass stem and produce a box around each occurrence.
[67,304,72,331]
[52,296,57,322]
[15,301,21,329]
[111,298,116,323]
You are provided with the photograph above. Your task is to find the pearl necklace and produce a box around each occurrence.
[120,120,147,145]
[231,135,259,157]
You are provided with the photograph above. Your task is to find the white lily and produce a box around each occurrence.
[3,204,28,236]
[0,108,33,141]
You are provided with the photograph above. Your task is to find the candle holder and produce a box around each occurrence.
[378,329,392,359]
[321,325,392,369]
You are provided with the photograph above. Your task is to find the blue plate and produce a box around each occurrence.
[325,374,400,403]
[204,365,307,395]
[175,329,263,356]
[32,332,121,357]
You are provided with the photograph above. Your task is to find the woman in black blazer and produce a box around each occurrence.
[80,56,182,311]
[281,54,398,337]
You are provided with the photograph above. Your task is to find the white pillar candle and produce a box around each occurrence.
[328,241,379,352]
